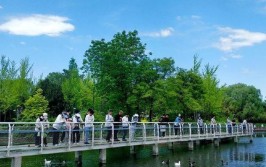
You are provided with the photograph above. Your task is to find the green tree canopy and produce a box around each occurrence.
[21,88,49,121]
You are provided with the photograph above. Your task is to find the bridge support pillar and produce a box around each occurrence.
[188,141,194,150]
[75,151,82,166]
[153,144,159,156]
[168,142,174,150]
[99,149,107,164]
[250,135,253,143]
[234,136,238,143]
[11,156,22,167]
[214,139,220,147]
[196,140,200,145]
[130,146,136,154]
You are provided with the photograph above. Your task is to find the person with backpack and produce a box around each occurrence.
[72,109,83,144]
[84,108,94,144]
[130,113,139,141]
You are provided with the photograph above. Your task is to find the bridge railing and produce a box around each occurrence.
[0,122,253,156]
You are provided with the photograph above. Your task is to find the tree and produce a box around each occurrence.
[83,30,149,114]
[201,63,223,119]
[37,72,65,117]
[223,83,264,122]
[21,88,49,121]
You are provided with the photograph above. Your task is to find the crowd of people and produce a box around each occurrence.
[34,109,140,146]
[34,109,248,147]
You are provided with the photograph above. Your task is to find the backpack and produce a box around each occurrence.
[75,115,81,123]
[132,116,138,123]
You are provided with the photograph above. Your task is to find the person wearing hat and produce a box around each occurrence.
[130,113,139,141]
[84,108,94,144]
[72,109,83,144]
[35,113,49,147]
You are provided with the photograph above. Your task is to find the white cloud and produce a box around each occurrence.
[215,27,266,51]
[220,54,242,61]
[0,14,75,36]
[143,27,174,38]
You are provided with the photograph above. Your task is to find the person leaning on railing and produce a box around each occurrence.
[52,111,68,146]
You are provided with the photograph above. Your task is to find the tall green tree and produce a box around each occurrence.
[223,83,264,122]
[37,72,65,117]
[21,88,49,121]
[83,30,149,114]
[201,64,223,119]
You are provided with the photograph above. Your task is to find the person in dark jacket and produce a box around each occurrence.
[114,110,123,141]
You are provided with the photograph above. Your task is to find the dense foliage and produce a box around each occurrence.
[0,30,265,123]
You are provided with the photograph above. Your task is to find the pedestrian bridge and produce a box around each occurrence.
[0,122,253,166]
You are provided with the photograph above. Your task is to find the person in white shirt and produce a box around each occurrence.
[122,114,129,141]
[211,116,217,134]
[105,110,113,142]
[72,109,83,144]
[130,113,139,141]
[84,108,94,144]
[52,111,68,146]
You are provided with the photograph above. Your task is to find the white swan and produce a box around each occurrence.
[175,161,181,167]
[44,159,51,167]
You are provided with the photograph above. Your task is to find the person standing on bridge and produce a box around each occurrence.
[130,113,139,141]
[84,108,94,144]
[242,119,247,133]
[72,109,83,144]
[174,114,182,135]
[122,114,129,141]
[114,110,123,141]
[197,116,204,134]
[211,116,217,134]
[105,110,114,142]
[52,111,68,146]
[227,117,232,134]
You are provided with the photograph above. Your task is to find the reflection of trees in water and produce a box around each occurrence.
[228,146,264,162]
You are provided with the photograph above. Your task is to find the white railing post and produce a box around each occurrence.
[40,123,44,152]
[156,123,160,141]
[197,123,200,138]
[219,124,221,136]
[142,123,146,142]
[68,124,71,150]
[168,123,171,139]
[7,123,11,156]
[92,125,95,147]
[100,123,103,144]
[189,123,192,140]
[111,124,114,145]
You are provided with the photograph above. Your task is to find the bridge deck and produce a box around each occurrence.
[0,122,253,158]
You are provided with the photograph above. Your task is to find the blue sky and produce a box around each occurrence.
[0,0,266,98]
